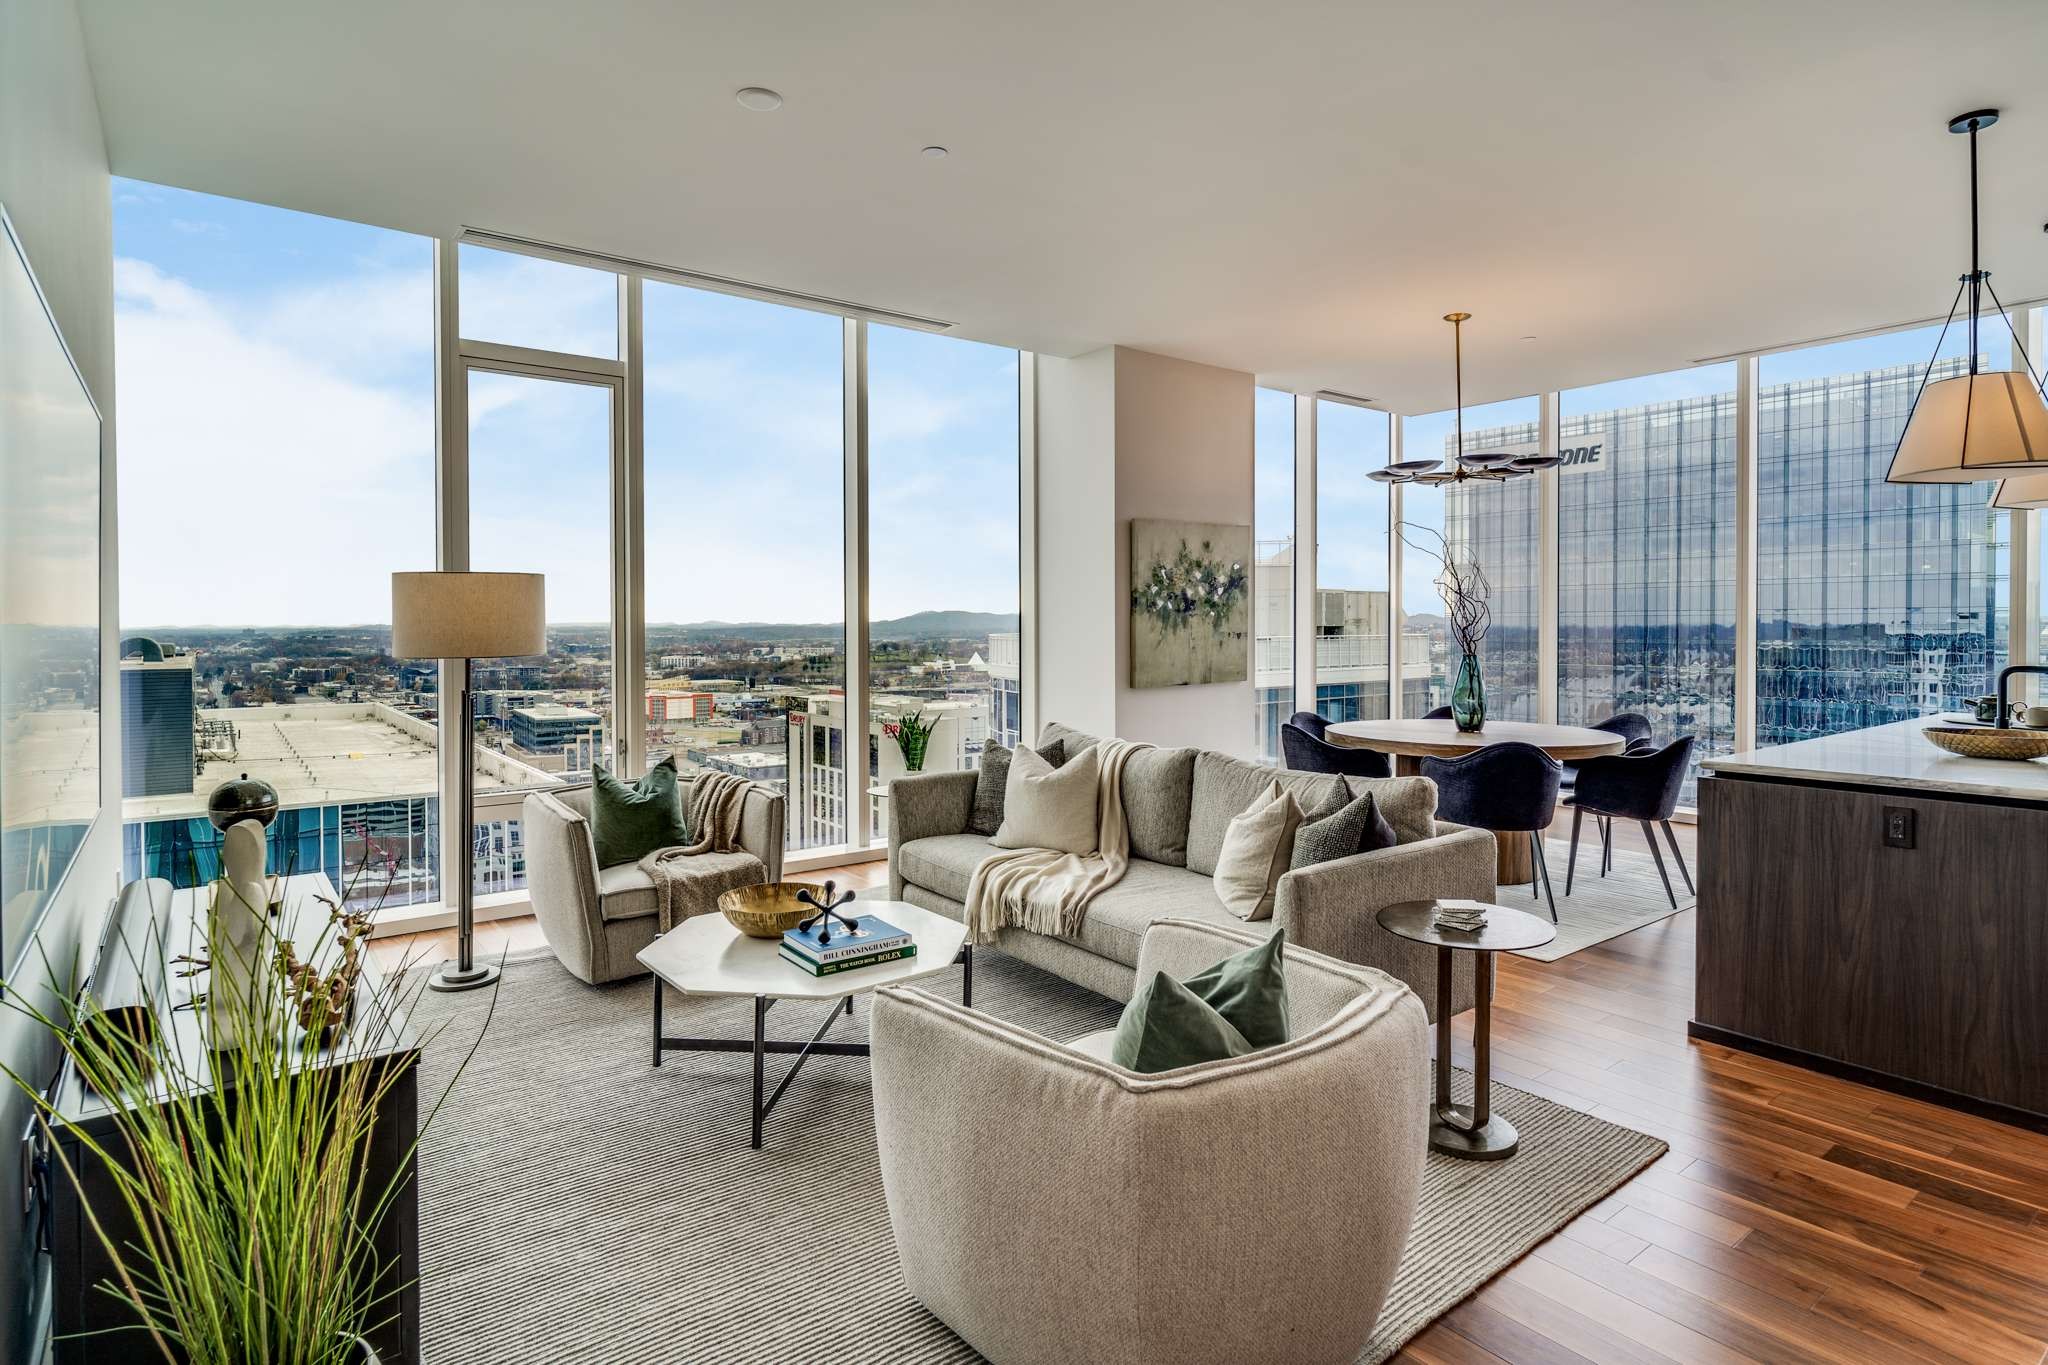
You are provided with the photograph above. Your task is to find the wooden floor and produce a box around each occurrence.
[376,826,2048,1364]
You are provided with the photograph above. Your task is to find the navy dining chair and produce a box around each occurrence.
[1281,711,1393,779]
[1564,737,1695,909]
[1419,741,1563,920]
[1422,705,1454,721]
[1561,713,1656,874]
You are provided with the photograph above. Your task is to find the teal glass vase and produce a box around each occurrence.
[1451,652,1486,732]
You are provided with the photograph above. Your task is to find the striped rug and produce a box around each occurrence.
[410,947,1663,1363]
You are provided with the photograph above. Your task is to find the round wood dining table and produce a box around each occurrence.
[1324,718,1625,884]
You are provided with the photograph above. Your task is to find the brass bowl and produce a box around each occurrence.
[718,883,820,939]
[1921,725,2048,762]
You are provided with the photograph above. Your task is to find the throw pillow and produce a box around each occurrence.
[1290,790,1398,870]
[590,756,690,869]
[991,743,1101,855]
[969,738,1067,837]
[1109,969,1256,1074]
[1212,780,1305,921]
[1178,930,1291,1049]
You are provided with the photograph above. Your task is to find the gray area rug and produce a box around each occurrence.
[1499,840,1693,962]
[410,948,1664,1364]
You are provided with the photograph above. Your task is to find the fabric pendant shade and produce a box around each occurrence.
[1887,372,2048,483]
[1993,471,2048,510]
[391,571,546,658]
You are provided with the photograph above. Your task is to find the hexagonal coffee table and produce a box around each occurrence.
[637,899,970,1149]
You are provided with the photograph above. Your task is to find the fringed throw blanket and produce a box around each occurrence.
[963,738,1151,946]
[639,771,752,931]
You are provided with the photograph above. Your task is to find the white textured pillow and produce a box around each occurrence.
[991,743,1101,855]
[1212,781,1305,921]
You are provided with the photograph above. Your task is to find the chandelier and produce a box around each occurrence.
[1371,312,1560,486]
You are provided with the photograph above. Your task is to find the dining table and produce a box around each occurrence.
[1324,717,1626,884]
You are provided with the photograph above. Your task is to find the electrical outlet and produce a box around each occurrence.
[1883,806,1915,849]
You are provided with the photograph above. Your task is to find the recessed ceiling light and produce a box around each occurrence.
[1521,335,1537,341]
[735,87,783,112]
[921,145,950,159]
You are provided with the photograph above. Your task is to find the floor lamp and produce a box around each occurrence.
[392,571,546,992]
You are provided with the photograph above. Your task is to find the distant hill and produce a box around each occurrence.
[649,610,1021,644]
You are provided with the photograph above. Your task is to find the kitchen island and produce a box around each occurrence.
[1693,716,2048,1130]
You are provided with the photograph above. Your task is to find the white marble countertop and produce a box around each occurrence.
[1702,716,2048,802]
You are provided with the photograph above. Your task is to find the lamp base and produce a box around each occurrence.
[428,960,501,993]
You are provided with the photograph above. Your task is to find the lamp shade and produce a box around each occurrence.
[391,571,545,659]
[1994,472,2048,510]
[1886,372,2048,483]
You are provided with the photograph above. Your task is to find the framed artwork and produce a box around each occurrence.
[1128,519,1250,688]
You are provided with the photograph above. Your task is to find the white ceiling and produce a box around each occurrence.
[75,0,2048,412]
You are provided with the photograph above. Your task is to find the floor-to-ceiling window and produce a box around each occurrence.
[641,283,845,852]
[1313,402,1398,723]
[1757,324,2009,743]
[112,181,446,910]
[1252,389,1294,757]
[1402,397,1542,719]
[865,325,1021,843]
[1559,364,1737,802]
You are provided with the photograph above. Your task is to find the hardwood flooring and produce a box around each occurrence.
[375,834,2048,1363]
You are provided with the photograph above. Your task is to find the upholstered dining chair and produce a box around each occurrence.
[1420,741,1564,920]
[1564,736,1695,909]
[1422,705,1454,720]
[1281,710,1393,778]
[1559,713,1656,875]
[869,919,1428,1365]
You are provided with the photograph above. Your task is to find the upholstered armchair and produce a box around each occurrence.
[521,776,784,984]
[1281,710,1394,778]
[869,919,1428,1365]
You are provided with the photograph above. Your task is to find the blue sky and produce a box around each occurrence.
[113,179,1020,629]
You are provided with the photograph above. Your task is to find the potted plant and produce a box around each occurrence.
[2,853,494,1365]
[888,710,940,773]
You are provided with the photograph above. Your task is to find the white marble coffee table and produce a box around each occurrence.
[637,899,970,1149]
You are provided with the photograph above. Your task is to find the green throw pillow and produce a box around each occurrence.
[1110,970,1255,1074]
[590,756,689,868]
[1178,929,1291,1048]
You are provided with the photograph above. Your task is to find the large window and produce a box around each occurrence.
[1403,397,1542,719]
[865,325,1021,843]
[1559,365,1737,801]
[113,181,446,910]
[1757,325,2009,744]
[641,283,844,852]
[1252,390,1294,757]
[1313,402,1398,723]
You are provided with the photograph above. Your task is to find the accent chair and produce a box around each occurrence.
[1563,737,1695,909]
[1421,741,1564,920]
[1281,710,1393,779]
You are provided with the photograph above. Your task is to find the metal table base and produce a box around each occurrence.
[1431,944,1517,1159]
[653,944,972,1148]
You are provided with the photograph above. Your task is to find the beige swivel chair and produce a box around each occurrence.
[869,918,1428,1365]
[521,776,783,984]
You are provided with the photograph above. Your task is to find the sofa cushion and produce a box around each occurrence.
[1178,929,1291,1048]
[1120,746,1197,866]
[1342,775,1439,846]
[992,744,1101,854]
[1186,753,1347,877]
[970,738,1067,837]
[1109,970,1254,1074]
[1213,781,1305,921]
[1291,789,1399,870]
[895,833,994,904]
[590,758,689,869]
[1040,720,1101,758]
[596,850,765,923]
[1061,860,1261,968]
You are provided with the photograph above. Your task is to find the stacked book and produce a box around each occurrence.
[1431,901,1489,933]
[779,915,917,978]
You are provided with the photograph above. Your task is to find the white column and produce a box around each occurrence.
[1018,351,1040,744]
[1388,416,1406,718]
[1292,394,1317,716]
[1734,354,1760,753]
[432,239,469,912]
[842,317,871,849]
[1538,390,1561,724]
[616,274,646,775]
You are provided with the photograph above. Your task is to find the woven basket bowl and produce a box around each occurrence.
[1921,725,2048,761]
[718,883,818,939]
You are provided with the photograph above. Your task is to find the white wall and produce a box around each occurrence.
[1032,346,1256,755]
[0,1,116,1358]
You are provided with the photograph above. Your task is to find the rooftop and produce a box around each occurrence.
[122,701,560,821]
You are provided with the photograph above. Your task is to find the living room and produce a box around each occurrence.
[4,3,2048,1362]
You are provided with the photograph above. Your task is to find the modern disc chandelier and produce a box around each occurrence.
[1884,108,2048,491]
[1369,312,1560,486]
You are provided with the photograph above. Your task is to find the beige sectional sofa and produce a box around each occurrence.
[888,722,1496,1019]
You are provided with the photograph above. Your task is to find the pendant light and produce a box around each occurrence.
[1378,313,1526,486]
[1885,110,2048,484]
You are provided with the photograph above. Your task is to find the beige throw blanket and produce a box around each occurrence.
[639,771,752,931]
[963,738,1150,946]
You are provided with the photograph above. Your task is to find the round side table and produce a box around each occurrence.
[1376,899,1556,1161]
